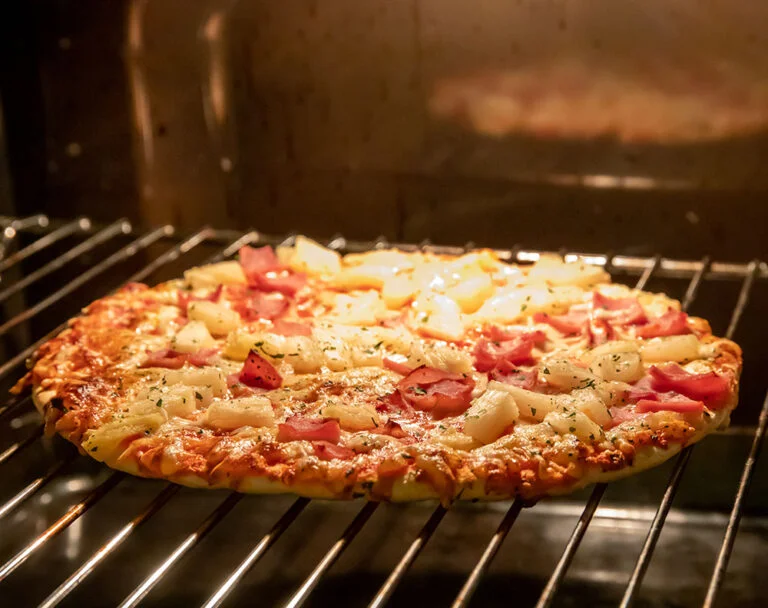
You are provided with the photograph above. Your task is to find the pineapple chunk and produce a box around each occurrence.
[206,397,276,431]
[184,261,246,289]
[412,262,449,292]
[586,339,639,359]
[156,305,184,331]
[544,409,602,443]
[132,385,198,418]
[463,382,519,444]
[290,236,342,275]
[82,411,167,460]
[164,367,227,405]
[473,285,583,323]
[172,320,216,353]
[447,250,501,274]
[569,389,612,427]
[382,274,419,309]
[319,401,380,431]
[224,328,260,361]
[590,351,644,383]
[527,256,609,287]
[445,274,494,314]
[640,334,700,363]
[494,384,558,421]
[329,291,385,326]
[226,329,321,371]
[188,301,240,336]
[160,385,198,418]
[543,358,599,391]
[413,293,465,341]
[276,245,294,266]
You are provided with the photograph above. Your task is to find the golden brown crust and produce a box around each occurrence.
[19,253,743,505]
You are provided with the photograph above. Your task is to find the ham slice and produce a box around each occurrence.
[636,397,705,414]
[142,347,222,370]
[627,371,722,412]
[278,416,341,443]
[239,245,280,276]
[625,376,658,403]
[473,332,543,372]
[379,419,409,439]
[376,390,415,415]
[592,292,647,325]
[483,325,546,344]
[636,309,690,339]
[588,317,615,346]
[313,440,355,460]
[232,292,289,321]
[397,366,475,419]
[489,366,538,390]
[271,319,312,336]
[533,310,588,336]
[140,348,187,369]
[649,363,730,406]
[250,272,307,296]
[534,294,646,342]
[238,245,306,296]
[239,350,282,389]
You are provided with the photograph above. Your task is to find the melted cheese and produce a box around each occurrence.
[224,324,412,374]
[406,340,473,373]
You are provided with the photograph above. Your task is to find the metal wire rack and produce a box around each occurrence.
[0,215,766,608]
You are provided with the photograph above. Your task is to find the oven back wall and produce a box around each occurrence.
[3,0,768,260]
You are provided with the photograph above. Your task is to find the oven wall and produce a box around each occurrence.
[2,0,768,261]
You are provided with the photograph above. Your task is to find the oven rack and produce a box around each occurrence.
[0,214,765,608]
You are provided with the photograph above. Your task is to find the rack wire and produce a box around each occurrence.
[0,215,765,607]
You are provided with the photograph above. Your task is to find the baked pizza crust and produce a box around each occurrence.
[18,243,742,504]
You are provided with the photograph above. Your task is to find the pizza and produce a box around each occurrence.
[15,237,741,503]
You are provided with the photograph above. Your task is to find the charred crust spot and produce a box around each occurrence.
[49,397,67,412]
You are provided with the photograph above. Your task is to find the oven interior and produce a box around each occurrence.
[2,1,768,606]
[0,217,765,608]
[3,1,768,261]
